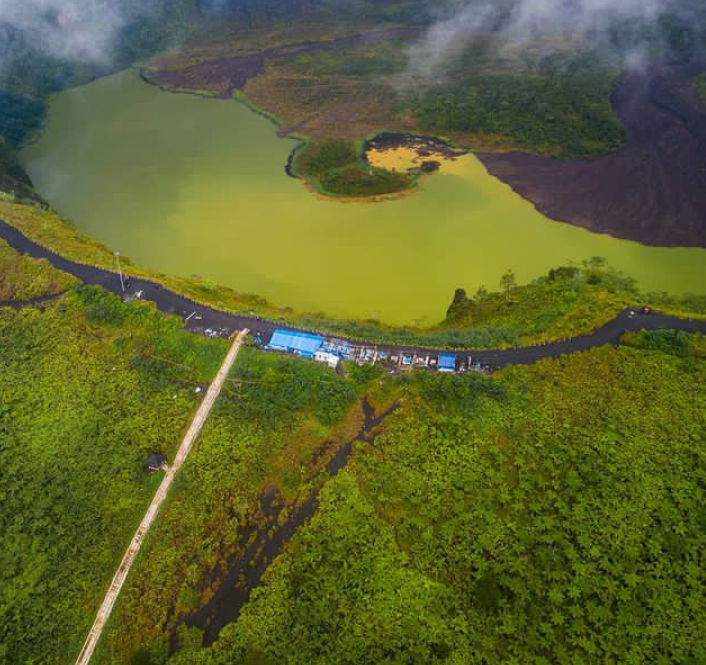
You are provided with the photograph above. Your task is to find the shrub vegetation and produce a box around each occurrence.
[174,343,706,665]
[292,139,416,198]
[95,347,362,665]
[0,237,76,302]
[411,68,624,159]
[0,281,227,665]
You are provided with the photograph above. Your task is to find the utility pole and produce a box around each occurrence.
[114,251,125,292]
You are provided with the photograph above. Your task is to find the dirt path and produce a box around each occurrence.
[2,218,706,371]
[74,329,249,665]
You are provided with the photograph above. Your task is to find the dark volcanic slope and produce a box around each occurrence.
[477,61,706,248]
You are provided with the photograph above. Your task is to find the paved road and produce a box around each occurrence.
[3,218,706,370]
[74,329,249,665]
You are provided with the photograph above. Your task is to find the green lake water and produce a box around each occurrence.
[20,69,706,325]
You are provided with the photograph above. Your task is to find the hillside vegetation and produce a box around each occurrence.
[0,247,229,664]
[0,237,76,302]
[94,347,372,665]
[144,0,706,164]
[411,65,624,159]
[170,342,706,665]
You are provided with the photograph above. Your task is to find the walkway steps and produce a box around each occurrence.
[74,329,249,665]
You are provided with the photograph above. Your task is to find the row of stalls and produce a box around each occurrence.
[263,329,472,373]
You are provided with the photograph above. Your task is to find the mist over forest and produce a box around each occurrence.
[1,0,703,72]
[0,0,703,149]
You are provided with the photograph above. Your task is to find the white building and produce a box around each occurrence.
[314,350,340,369]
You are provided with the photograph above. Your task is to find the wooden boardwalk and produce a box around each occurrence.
[74,329,249,665]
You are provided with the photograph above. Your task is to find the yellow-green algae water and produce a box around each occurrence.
[21,69,706,325]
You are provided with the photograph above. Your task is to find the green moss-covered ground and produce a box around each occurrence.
[0,251,228,663]
[94,347,370,664]
[169,341,706,665]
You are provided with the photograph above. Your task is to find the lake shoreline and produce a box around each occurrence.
[477,59,706,249]
[19,69,706,326]
[4,216,706,365]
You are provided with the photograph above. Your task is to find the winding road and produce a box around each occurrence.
[4,216,706,662]
[2,217,706,369]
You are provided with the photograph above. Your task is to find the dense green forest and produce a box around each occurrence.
[0,255,229,664]
[0,91,44,146]
[167,342,706,665]
[411,67,624,159]
[292,139,415,197]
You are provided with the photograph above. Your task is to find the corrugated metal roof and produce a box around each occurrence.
[439,353,456,371]
[266,329,324,355]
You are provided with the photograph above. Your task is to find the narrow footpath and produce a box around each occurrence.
[2,218,706,370]
[74,328,249,665]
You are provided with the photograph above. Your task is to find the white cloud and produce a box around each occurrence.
[405,0,680,80]
[0,0,129,63]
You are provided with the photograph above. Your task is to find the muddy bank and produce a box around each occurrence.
[477,60,706,248]
[365,132,467,162]
[184,398,398,647]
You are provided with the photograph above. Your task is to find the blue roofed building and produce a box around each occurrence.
[438,353,456,373]
[266,330,324,358]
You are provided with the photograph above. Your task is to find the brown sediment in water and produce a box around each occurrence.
[477,60,706,249]
[365,132,467,168]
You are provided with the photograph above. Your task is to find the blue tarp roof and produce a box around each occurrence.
[439,353,456,370]
[266,329,324,355]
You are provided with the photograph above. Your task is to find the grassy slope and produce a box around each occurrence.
[174,341,706,665]
[95,348,370,665]
[442,263,638,344]
[0,246,229,664]
[0,236,76,301]
[147,7,626,159]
